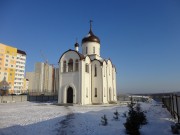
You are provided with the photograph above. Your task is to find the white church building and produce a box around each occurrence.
[58,24,117,105]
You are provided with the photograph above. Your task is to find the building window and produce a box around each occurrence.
[75,59,78,71]
[95,88,97,97]
[94,65,97,77]
[11,65,13,67]
[104,67,105,77]
[85,64,89,73]
[104,88,106,97]
[112,69,114,80]
[63,61,66,72]
[93,47,95,53]
[6,59,8,62]
[86,88,88,97]
[5,64,8,66]
[68,59,73,72]
[109,67,110,76]
[86,47,88,54]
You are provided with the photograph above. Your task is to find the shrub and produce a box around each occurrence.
[101,114,108,126]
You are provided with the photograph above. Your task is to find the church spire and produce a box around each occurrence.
[82,20,100,44]
[90,20,93,31]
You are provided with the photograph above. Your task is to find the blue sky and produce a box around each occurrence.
[0,0,180,93]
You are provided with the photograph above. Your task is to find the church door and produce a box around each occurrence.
[67,87,73,103]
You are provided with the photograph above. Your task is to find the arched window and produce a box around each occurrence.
[85,64,89,73]
[109,66,111,76]
[86,47,88,54]
[68,59,73,72]
[112,69,114,80]
[75,59,79,71]
[95,88,97,97]
[104,88,106,97]
[104,67,106,77]
[63,61,66,72]
[93,47,95,53]
[94,64,97,77]
[86,88,88,97]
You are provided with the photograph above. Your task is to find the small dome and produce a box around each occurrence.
[82,29,100,44]
[74,42,79,47]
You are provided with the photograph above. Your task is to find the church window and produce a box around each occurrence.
[63,61,66,72]
[86,88,88,97]
[94,65,97,76]
[85,64,89,73]
[86,47,88,54]
[75,59,79,71]
[109,67,110,76]
[95,88,97,97]
[93,47,95,53]
[112,69,114,80]
[104,67,105,77]
[68,59,73,72]
[104,88,106,97]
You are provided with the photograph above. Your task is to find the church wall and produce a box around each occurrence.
[112,67,117,101]
[107,60,114,102]
[58,51,81,104]
[81,57,92,105]
[102,62,108,103]
[59,72,80,104]
[82,42,100,56]
[91,60,103,104]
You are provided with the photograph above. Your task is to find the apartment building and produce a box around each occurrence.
[14,50,26,94]
[26,62,58,95]
[0,43,27,94]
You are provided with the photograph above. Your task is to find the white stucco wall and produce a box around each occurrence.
[58,51,81,104]
[58,45,117,105]
[91,60,103,104]
[82,42,100,56]
[112,67,117,101]
[81,56,92,105]
[102,61,108,103]
[107,60,113,102]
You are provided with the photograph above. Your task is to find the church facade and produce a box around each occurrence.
[58,25,117,105]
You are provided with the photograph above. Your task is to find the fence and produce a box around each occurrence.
[162,94,180,122]
[0,95,27,103]
[27,95,58,102]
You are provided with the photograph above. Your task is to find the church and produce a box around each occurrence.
[58,23,117,105]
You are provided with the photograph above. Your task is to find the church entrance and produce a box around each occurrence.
[67,87,73,103]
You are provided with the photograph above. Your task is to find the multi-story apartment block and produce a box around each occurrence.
[14,50,26,94]
[0,43,27,94]
[23,78,29,93]
[26,62,58,95]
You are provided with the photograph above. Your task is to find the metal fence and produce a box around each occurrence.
[27,95,58,102]
[162,94,180,122]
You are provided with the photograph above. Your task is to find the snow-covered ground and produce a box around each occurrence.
[0,100,175,135]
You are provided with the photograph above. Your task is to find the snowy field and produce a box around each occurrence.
[0,100,175,135]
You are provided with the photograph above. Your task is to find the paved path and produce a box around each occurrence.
[58,106,75,135]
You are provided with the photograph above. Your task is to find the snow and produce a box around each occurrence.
[0,100,175,135]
